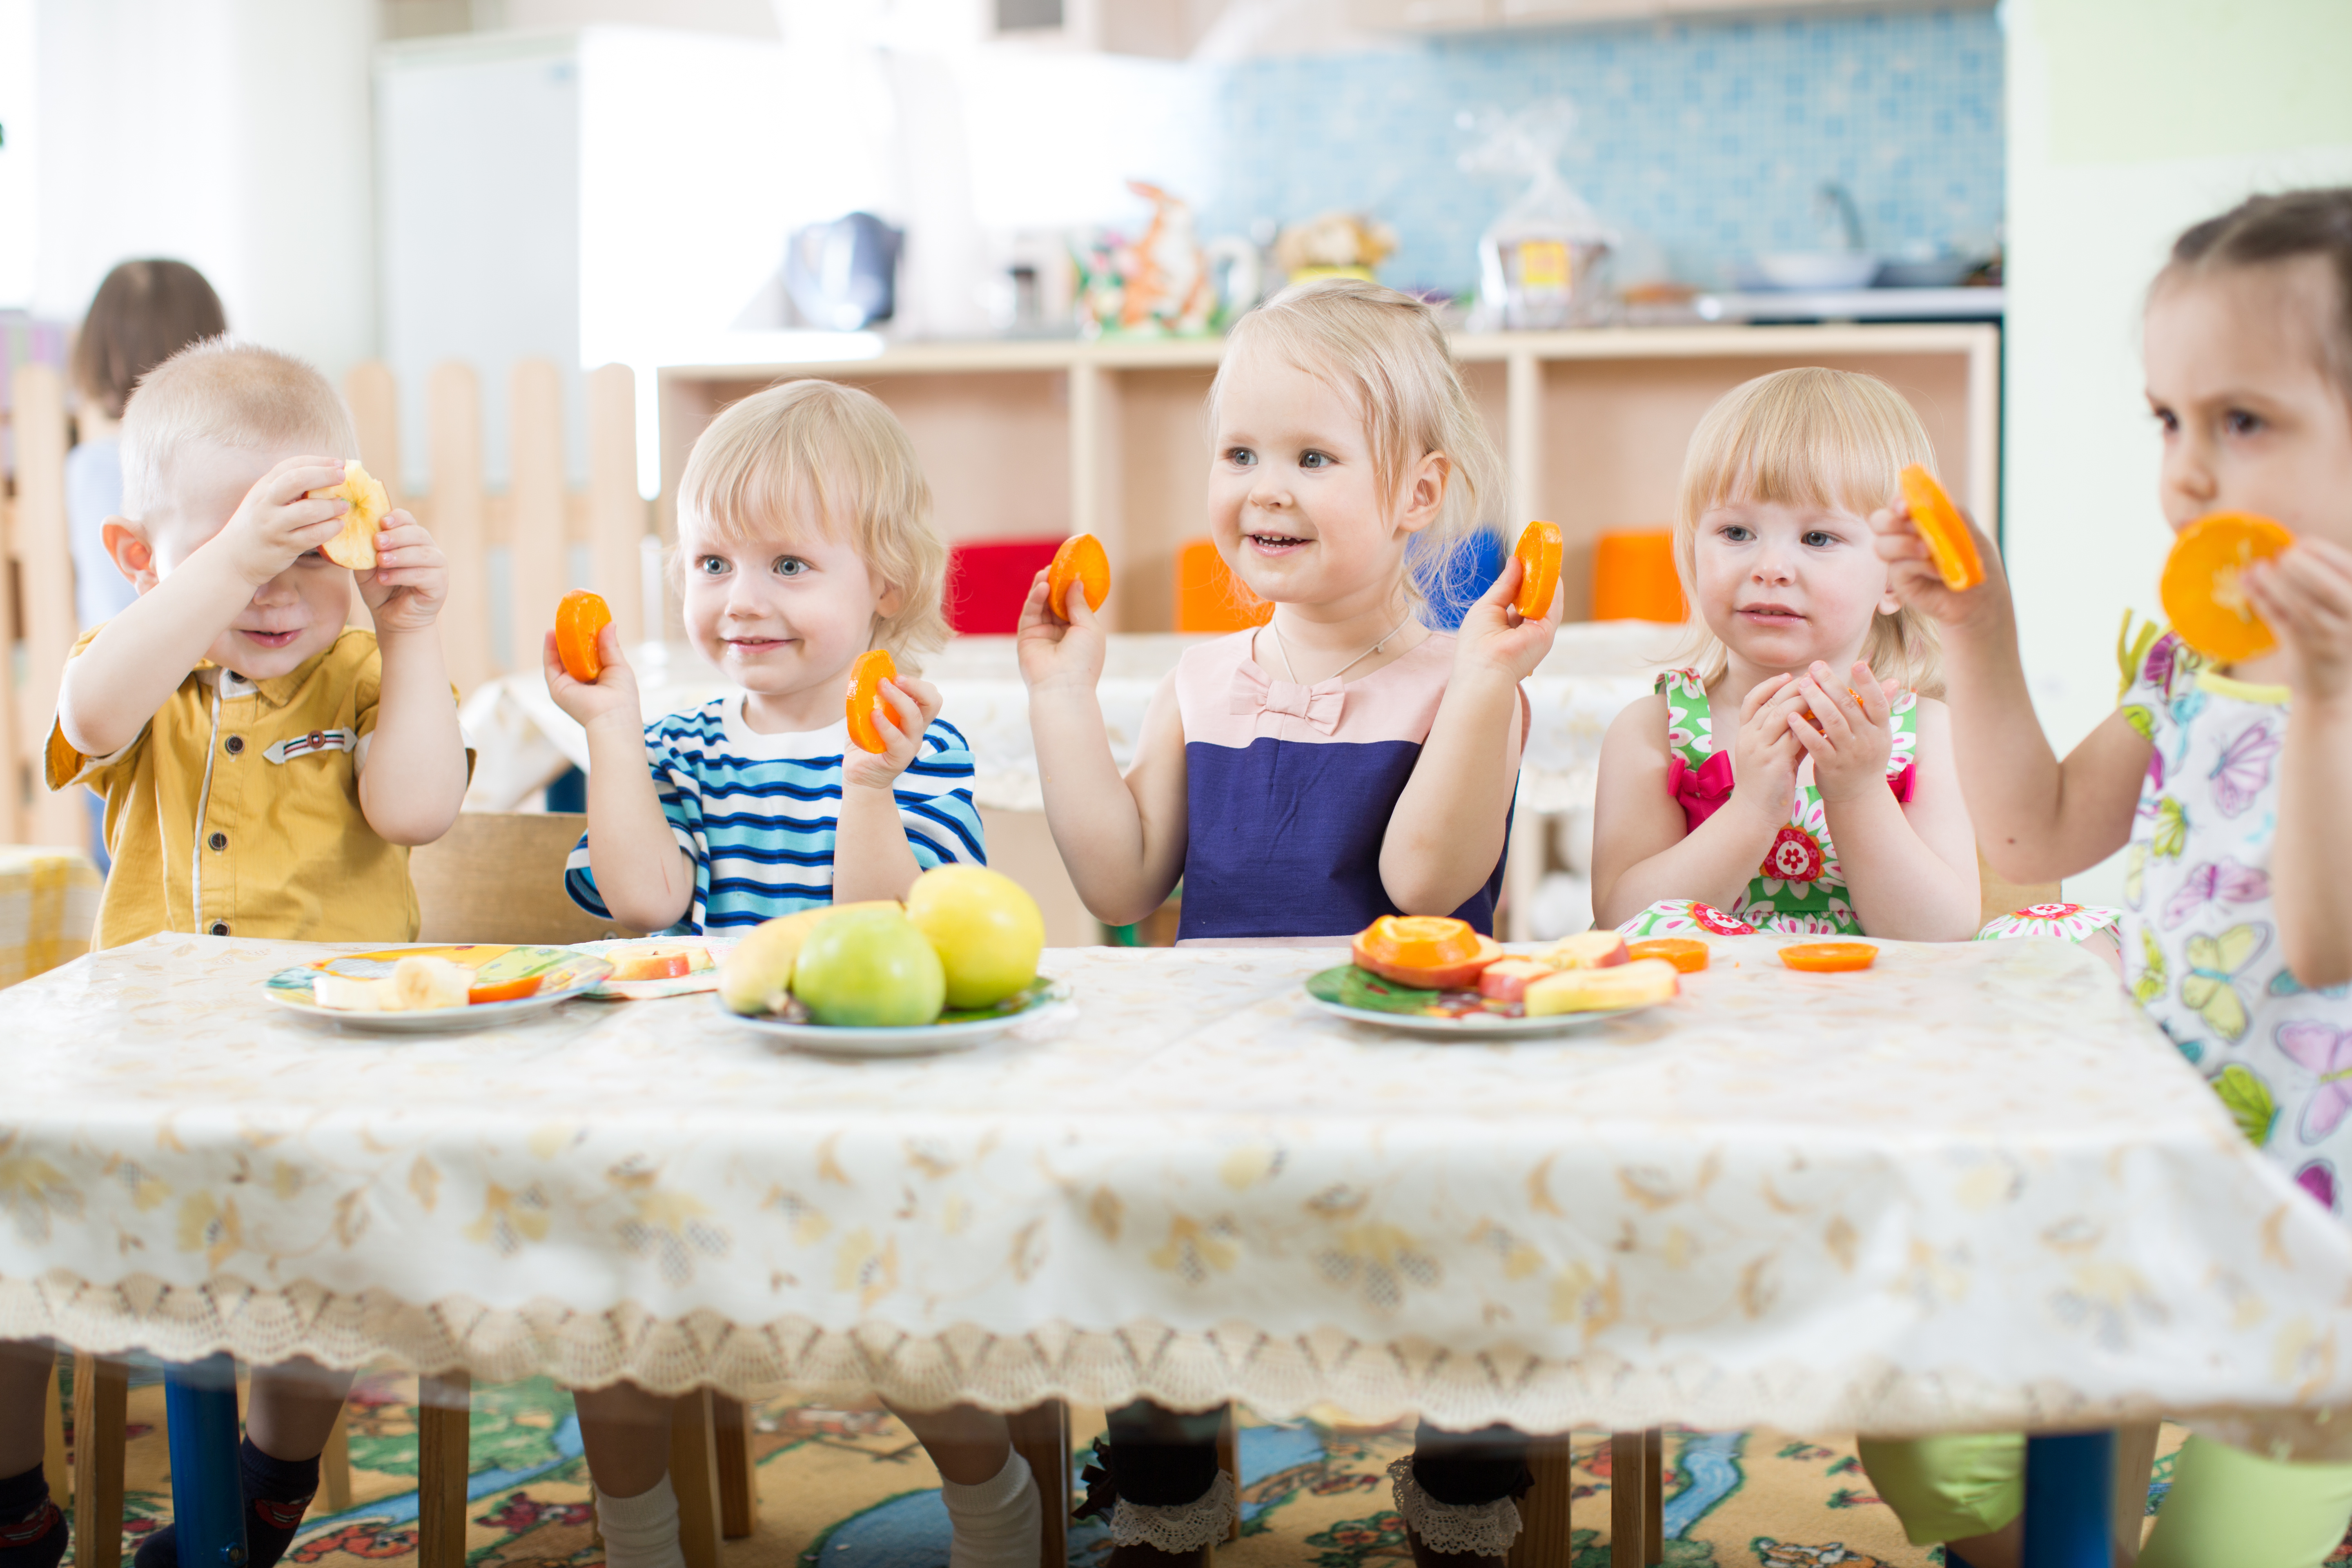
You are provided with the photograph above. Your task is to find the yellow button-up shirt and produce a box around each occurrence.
[47,627,460,949]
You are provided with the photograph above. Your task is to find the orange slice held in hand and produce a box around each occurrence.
[309,461,391,569]
[1897,465,1985,592]
[1512,520,1563,620]
[1778,941,1878,973]
[1048,533,1110,621]
[1628,938,1710,973]
[555,590,612,684]
[2161,511,2295,663]
[845,648,898,754]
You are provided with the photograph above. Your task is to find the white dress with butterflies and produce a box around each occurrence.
[2121,629,2352,1220]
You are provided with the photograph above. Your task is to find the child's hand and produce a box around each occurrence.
[213,456,354,585]
[1016,567,1106,694]
[1869,495,2010,633]
[844,675,942,791]
[2246,539,2352,706]
[1787,659,1902,802]
[1730,672,1805,822]
[357,510,448,633]
[543,621,642,732]
[1451,555,1561,681]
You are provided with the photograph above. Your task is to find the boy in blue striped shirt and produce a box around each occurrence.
[541,380,1030,1568]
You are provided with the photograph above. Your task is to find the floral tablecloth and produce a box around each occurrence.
[6,932,2344,1453]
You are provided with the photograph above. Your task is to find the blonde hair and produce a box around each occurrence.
[1210,278,1507,614]
[676,379,949,665]
[119,338,355,522]
[1674,367,1944,695]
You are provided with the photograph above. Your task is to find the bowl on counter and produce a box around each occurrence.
[1876,254,1979,288]
[1741,252,1883,291]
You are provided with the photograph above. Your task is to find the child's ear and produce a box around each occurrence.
[102,519,160,591]
[1879,585,1903,616]
[1396,451,1451,537]
[874,581,905,619]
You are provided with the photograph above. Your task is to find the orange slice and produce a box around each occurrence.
[1898,465,1984,592]
[555,590,612,684]
[1778,941,1878,973]
[468,974,543,1004]
[1047,533,1109,620]
[309,461,390,569]
[2160,511,2294,663]
[1351,914,1501,989]
[1513,520,1563,619]
[1628,938,1710,973]
[845,648,897,754]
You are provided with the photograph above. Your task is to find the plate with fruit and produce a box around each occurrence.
[1304,918,1686,1038]
[717,868,1068,1056]
[265,944,611,1032]
[576,937,735,1000]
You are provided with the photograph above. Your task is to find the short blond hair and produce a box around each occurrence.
[1211,278,1507,612]
[1674,367,1944,695]
[676,380,948,666]
[120,338,355,521]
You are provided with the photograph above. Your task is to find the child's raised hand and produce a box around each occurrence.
[844,675,942,792]
[357,510,448,633]
[1451,554,1561,681]
[215,456,354,585]
[1787,659,1902,802]
[543,621,641,731]
[1729,672,1806,821]
[1015,566,1107,694]
[2246,539,2352,706]
[1869,495,2009,632]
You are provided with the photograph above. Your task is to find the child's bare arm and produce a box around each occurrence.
[1813,697,1983,940]
[1018,573,1187,925]
[1872,499,2150,882]
[1590,689,1797,926]
[833,675,941,904]
[356,512,467,846]
[1385,562,1557,915]
[544,626,693,933]
[2249,538,2352,987]
[60,456,349,757]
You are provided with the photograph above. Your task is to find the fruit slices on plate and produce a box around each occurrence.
[1314,916,1680,1025]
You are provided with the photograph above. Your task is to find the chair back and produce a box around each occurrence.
[410,812,631,944]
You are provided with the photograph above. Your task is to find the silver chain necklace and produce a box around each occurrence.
[1267,609,1415,687]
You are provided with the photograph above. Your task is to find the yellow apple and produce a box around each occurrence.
[904,865,1045,1009]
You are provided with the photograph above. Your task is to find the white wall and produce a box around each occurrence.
[31,0,376,380]
[2002,0,2352,904]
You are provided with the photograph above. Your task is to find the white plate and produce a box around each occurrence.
[264,944,612,1033]
[718,980,1070,1057]
[265,987,587,1033]
[576,937,736,1000]
[1303,993,1658,1038]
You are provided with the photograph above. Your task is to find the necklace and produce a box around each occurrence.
[1268,609,1416,687]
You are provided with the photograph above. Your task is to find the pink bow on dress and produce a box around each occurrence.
[1230,663,1345,735]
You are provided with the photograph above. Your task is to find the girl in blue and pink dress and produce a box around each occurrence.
[1018,278,1552,1568]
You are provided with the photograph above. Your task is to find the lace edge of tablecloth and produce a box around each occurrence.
[6,1272,2345,1455]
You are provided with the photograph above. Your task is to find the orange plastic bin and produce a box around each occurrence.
[1592,529,1686,622]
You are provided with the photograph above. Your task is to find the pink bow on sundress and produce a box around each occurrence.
[1666,749,1917,833]
[1230,663,1345,735]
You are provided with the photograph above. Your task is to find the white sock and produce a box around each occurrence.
[939,1449,1041,1568]
[595,1473,686,1568]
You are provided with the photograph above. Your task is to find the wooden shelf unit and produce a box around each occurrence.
[659,321,2000,631]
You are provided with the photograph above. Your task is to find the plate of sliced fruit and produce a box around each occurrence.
[575,937,735,1000]
[1303,917,1688,1038]
[264,944,612,1032]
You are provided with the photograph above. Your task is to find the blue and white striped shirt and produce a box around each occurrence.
[564,695,984,933]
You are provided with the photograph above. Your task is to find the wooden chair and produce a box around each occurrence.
[408,811,632,944]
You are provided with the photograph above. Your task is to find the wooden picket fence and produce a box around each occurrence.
[0,358,653,849]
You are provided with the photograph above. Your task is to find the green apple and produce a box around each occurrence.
[905,865,1045,1008]
[790,908,945,1027]
[718,901,899,1016]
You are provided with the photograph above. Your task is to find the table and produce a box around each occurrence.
[6,932,2348,1470]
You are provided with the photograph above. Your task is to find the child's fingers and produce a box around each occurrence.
[1739,671,1793,722]
[541,629,571,690]
[1845,660,1889,726]
[875,678,924,746]
[898,675,944,722]
[270,459,356,504]
[1065,574,1105,630]
[595,621,630,678]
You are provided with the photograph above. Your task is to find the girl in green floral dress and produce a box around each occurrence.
[1590,368,1993,942]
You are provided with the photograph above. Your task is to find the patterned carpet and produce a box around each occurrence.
[56,1369,2213,1568]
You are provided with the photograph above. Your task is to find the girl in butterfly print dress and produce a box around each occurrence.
[1590,368,1990,944]
[1865,189,2352,1568]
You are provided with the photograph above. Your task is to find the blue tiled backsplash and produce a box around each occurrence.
[1200,7,2003,294]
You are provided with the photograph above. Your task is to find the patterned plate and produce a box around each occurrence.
[575,937,737,1000]
[1303,965,1659,1038]
[719,978,1071,1057]
[265,944,612,1033]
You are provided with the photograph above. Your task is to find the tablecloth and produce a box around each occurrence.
[0,845,100,986]
[459,626,1686,815]
[4,932,2349,1456]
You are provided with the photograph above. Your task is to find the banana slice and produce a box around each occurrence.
[310,461,390,569]
[386,955,472,1010]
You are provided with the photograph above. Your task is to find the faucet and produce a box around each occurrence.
[1816,182,1864,253]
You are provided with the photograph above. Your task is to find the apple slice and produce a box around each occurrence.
[1535,931,1630,971]
[1477,958,1555,1003]
[1524,958,1678,1016]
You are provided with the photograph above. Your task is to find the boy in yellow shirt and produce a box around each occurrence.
[0,339,469,1568]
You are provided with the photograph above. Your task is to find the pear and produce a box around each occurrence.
[717,900,899,1016]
